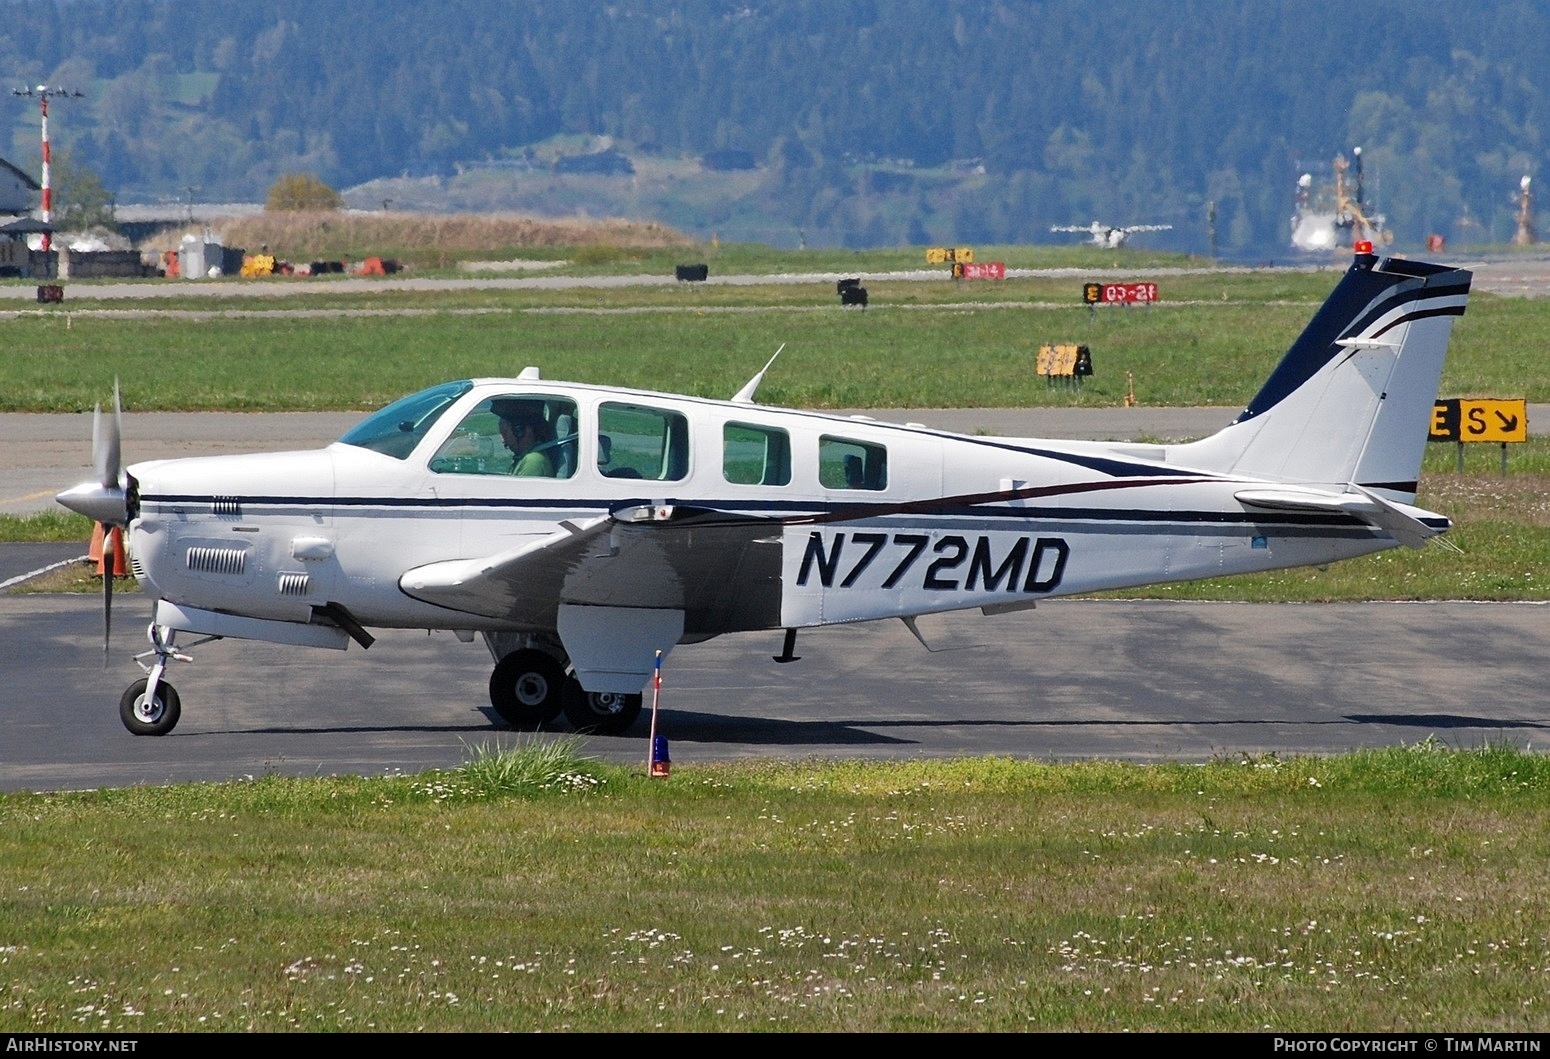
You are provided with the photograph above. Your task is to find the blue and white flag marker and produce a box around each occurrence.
[647,650,670,777]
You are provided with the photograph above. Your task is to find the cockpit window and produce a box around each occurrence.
[429,395,579,478]
[338,380,473,460]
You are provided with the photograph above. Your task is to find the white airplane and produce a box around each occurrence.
[59,247,1470,738]
[1052,221,1173,248]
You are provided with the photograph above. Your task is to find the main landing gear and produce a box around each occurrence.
[485,638,642,736]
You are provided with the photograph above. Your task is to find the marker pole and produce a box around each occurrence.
[38,92,52,252]
[647,650,670,777]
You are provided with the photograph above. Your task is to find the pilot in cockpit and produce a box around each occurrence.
[491,398,556,477]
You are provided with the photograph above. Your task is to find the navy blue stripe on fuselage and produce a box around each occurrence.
[142,467,1219,517]
[1356,480,1419,494]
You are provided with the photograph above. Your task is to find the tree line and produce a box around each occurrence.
[3,0,1547,255]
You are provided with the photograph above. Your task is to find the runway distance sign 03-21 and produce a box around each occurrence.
[1083,281,1158,304]
[953,261,1005,280]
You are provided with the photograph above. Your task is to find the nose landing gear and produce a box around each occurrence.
[119,623,213,736]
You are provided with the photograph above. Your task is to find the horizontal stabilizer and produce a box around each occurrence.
[1235,486,1444,549]
[1340,485,1446,550]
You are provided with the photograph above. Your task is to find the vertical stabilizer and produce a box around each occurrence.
[1172,252,1471,502]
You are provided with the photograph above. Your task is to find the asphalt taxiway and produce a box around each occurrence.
[4,592,1547,791]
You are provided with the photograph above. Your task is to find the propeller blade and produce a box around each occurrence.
[101,522,113,668]
[58,382,129,525]
[90,400,102,480]
[95,380,123,491]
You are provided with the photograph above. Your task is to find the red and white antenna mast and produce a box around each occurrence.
[1513,175,1536,246]
[12,85,83,252]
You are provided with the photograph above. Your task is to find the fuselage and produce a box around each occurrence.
[125,375,1429,641]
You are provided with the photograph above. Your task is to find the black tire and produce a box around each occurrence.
[488,650,566,728]
[562,676,643,735]
[119,677,181,736]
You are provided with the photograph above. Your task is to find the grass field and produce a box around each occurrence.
[3,742,1547,1032]
[4,262,1547,410]
[6,276,1347,412]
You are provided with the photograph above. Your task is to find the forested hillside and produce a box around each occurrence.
[2,0,1546,256]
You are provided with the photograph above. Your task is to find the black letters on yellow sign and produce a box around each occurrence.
[1430,399,1460,440]
[1429,398,1527,443]
[796,531,1069,593]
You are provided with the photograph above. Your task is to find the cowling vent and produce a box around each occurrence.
[186,546,247,576]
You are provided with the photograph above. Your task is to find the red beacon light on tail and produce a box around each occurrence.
[1353,240,1374,255]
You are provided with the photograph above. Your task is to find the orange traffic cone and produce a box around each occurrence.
[89,523,128,577]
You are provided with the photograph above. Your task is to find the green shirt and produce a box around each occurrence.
[513,449,554,477]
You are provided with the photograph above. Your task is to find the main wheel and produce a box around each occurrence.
[562,676,643,735]
[119,677,181,736]
[488,649,566,729]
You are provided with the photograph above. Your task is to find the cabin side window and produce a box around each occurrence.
[722,422,791,486]
[428,395,579,478]
[819,436,887,491]
[597,402,690,481]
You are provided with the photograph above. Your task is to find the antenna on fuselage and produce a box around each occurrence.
[731,344,785,404]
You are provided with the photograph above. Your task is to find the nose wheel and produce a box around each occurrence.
[119,677,181,736]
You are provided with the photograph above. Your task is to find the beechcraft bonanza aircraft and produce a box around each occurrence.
[1051,221,1174,249]
[59,246,1470,738]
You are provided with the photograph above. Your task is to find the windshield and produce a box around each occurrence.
[338,380,473,459]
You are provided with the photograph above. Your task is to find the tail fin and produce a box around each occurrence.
[1173,251,1471,503]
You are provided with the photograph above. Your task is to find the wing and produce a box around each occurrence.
[399,505,785,634]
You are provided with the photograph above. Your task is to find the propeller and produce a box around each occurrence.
[56,381,130,665]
